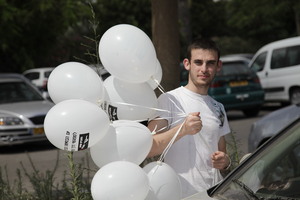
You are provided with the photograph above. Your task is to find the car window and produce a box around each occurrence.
[271,45,300,69]
[0,81,44,104]
[24,72,40,81]
[44,70,52,78]
[211,121,300,199]
[218,61,251,76]
[250,52,267,72]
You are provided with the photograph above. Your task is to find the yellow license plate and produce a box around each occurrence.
[33,127,44,135]
[229,81,248,87]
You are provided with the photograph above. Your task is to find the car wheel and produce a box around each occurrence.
[290,88,300,104]
[242,107,260,117]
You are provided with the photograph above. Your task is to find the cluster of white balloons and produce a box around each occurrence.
[44,24,181,200]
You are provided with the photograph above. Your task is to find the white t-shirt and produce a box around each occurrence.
[155,86,230,198]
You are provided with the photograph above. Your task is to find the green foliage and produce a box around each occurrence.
[0,150,94,200]
[93,0,151,37]
[188,0,299,55]
[226,130,243,169]
[0,0,90,72]
[1,0,299,74]
[65,152,93,200]
[20,151,60,200]
[190,0,229,38]
[225,0,296,44]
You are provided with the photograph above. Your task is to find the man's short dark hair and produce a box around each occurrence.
[187,38,221,61]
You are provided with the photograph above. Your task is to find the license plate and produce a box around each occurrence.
[229,81,248,87]
[33,127,44,135]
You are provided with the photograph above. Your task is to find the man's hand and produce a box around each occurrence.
[211,151,230,170]
[180,112,202,136]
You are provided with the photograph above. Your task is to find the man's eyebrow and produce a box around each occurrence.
[193,59,217,63]
[193,59,202,63]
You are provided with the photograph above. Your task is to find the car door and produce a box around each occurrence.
[250,51,268,92]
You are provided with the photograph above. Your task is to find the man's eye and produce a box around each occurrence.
[207,61,217,65]
[194,61,203,65]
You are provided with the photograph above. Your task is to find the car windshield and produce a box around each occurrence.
[218,62,251,76]
[0,81,44,104]
[212,120,300,200]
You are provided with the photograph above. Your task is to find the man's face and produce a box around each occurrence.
[184,48,221,88]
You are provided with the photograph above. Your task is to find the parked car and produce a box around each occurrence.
[211,56,265,117]
[248,103,300,152]
[249,36,300,105]
[0,73,54,146]
[23,67,54,91]
[180,56,265,117]
[184,115,300,199]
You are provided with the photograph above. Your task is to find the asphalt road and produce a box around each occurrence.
[0,105,281,191]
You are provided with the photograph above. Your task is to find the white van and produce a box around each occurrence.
[23,67,54,91]
[249,37,300,105]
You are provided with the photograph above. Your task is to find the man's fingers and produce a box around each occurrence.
[190,112,200,117]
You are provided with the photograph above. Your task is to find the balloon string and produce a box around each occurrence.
[158,118,186,162]
[156,83,165,94]
[99,99,186,123]
[196,132,222,185]
[150,76,165,94]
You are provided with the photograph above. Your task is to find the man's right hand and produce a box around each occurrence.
[180,112,202,136]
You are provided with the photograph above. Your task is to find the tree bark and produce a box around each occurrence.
[294,9,300,35]
[151,0,180,93]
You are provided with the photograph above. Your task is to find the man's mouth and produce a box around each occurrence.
[198,74,209,79]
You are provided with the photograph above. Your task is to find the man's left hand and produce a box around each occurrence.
[211,151,230,170]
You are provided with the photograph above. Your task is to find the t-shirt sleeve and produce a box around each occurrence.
[152,93,175,126]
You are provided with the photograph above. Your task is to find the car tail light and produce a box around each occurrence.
[42,80,48,90]
[253,76,261,84]
[210,81,224,88]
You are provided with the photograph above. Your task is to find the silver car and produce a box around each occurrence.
[0,73,54,146]
[248,103,300,152]
[184,115,300,199]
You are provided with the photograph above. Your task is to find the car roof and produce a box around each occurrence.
[255,36,300,53]
[0,78,23,83]
[0,73,40,88]
[222,53,254,60]
[0,73,28,79]
[23,67,55,74]
[251,104,300,137]
[220,56,251,63]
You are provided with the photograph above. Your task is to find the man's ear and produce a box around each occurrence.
[217,60,222,72]
[183,58,190,70]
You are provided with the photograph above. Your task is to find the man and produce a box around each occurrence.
[147,38,231,198]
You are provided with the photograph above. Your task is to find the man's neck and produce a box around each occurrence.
[184,83,209,95]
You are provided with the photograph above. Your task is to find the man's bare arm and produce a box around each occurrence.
[147,112,202,158]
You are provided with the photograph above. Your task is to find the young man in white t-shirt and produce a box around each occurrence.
[147,38,231,198]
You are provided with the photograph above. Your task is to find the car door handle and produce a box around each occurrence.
[265,71,268,77]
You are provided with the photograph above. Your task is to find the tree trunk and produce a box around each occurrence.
[151,0,180,93]
[295,10,300,35]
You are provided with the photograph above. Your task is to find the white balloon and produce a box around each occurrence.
[147,59,163,90]
[143,161,182,200]
[48,62,104,104]
[44,99,110,151]
[99,24,157,83]
[102,76,157,121]
[90,120,153,168]
[91,161,150,200]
